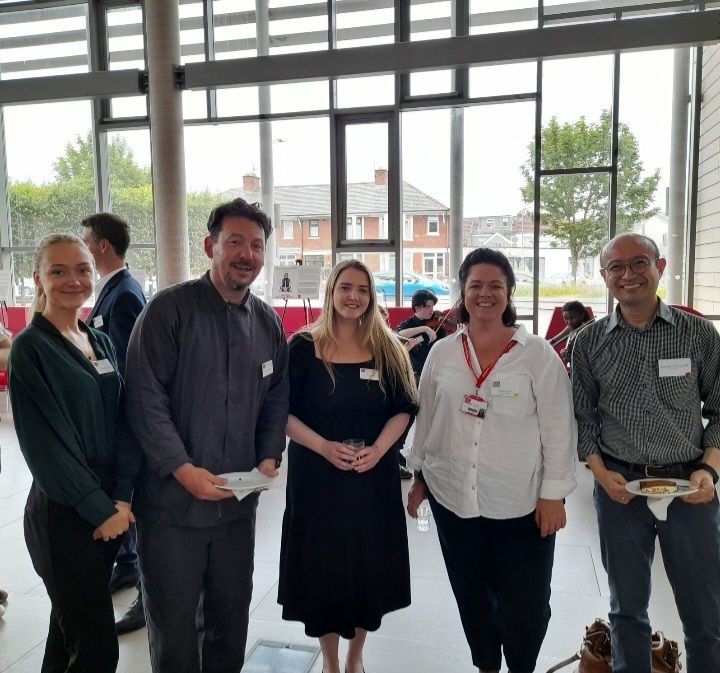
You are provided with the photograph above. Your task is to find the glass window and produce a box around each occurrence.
[336,75,394,109]
[213,0,256,61]
[106,129,154,278]
[409,1,453,96]
[107,5,147,118]
[537,172,612,333]
[541,55,614,170]
[470,0,537,34]
[0,4,89,80]
[6,101,94,248]
[336,0,394,49]
[344,123,388,241]
[309,219,319,238]
[469,62,537,98]
[618,50,671,272]
[427,216,439,235]
[268,0,328,55]
[404,216,413,241]
[283,219,294,239]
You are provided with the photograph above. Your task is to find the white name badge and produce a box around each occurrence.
[490,379,520,398]
[93,359,115,375]
[658,358,692,378]
[92,315,104,328]
[360,368,380,381]
[261,360,273,378]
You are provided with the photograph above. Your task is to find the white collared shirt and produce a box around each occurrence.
[94,267,125,298]
[407,325,577,519]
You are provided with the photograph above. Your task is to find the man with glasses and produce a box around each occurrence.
[572,232,720,673]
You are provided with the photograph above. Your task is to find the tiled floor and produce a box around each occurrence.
[0,410,688,673]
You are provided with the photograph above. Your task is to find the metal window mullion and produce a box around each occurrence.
[329,0,337,112]
[397,0,410,103]
[685,44,703,308]
[389,108,402,304]
[330,114,343,265]
[203,0,218,119]
[88,1,111,212]
[452,0,469,99]
[0,108,13,284]
[607,47,621,316]
[532,57,542,335]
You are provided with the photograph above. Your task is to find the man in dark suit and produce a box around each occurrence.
[82,212,147,634]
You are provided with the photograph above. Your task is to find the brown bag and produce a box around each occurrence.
[546,618,682,673]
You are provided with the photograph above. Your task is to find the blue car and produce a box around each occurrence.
[373,271,450,302]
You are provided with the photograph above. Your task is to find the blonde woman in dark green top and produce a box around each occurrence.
[9,233,141,673]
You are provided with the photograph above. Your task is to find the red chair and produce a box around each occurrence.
[670,304,704,317]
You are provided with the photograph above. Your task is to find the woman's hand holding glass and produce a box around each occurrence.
[353,444,383,473]
[93,501,135,542]
[321,439,357,471]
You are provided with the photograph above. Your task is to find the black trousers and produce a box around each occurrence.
[428,491,555,673]
[137,499,258,673]
[24,484,121,673]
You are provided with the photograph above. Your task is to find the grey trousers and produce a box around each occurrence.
[137,503,257,673]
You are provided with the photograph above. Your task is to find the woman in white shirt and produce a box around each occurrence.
[406,247,577,673]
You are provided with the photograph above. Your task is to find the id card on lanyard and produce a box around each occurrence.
[461,333,516,418]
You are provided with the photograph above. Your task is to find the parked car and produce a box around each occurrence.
[514,271,534,285]
[373,271,450,302]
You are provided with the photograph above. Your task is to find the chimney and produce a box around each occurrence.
[243,173,261,192]
[375,168,388,186]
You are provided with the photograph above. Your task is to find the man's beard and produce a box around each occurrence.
[224,273,253,293]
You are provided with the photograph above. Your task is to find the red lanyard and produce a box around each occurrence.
[461,333,517,391]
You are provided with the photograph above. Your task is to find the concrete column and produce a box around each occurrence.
[256,0,276,298]
[449,107,464,303]
[666,48,690,304]
[146,0,190,287]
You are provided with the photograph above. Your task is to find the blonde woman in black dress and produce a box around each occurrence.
[278,259,418,673]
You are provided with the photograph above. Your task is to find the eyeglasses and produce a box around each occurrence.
[600,257,656,277]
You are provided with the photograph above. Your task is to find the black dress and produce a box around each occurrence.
[278,334,416,638]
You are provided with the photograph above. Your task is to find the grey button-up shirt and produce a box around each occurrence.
[126,272,289,527]
[573,300,720,465]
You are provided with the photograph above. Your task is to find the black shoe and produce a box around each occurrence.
[109,569,139,594]
[115,595,146,635]
[399,465,412,480]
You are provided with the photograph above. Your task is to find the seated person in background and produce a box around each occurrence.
[548,300,594,364]
[378,306,422,353]
[397,289,449,380]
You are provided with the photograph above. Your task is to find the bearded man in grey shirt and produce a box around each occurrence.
[573,232,720,673]
[125,198,289,673]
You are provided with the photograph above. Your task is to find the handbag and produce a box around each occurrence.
[546,618,681,673]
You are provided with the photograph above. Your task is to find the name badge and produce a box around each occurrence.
[92,315,104,328]
[93,359,115,375]
[261,360,273,378]
[491,379,520,398]
[658,358,692,378]
[360,368,380,381]
[461,394,488,418]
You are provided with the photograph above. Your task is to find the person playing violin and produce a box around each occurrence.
[397,289,451,381]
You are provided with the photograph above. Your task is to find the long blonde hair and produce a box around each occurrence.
[302,259,417,402]
[30,233,92,314]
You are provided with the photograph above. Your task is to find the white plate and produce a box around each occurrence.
[625,478,698,498]
[216,469,273,493]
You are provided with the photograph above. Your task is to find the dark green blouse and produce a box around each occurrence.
[9,313,141,528]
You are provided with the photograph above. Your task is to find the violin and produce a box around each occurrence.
[425,308,460,335]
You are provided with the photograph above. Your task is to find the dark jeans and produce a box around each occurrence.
[595,461,720,673]
[24,484,121,673]
[138,501,258,673]
[428,491,555,673]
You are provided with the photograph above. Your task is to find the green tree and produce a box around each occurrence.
[53,132,152,189]
[521,110,660,279]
